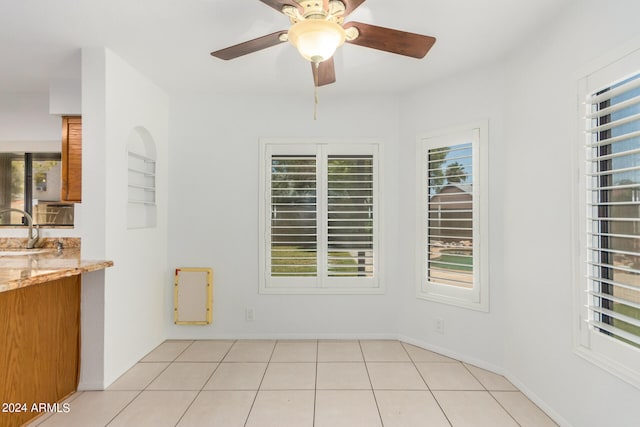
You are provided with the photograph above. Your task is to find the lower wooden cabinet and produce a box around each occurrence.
[0,276,80,427]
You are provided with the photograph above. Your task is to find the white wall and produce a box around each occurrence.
[81,47,169,387]
[0,92,60,143]
[397,63,508,371]
[396,2,640,425]
[499,1,640,426]
[167,92,403,339]
[78,48,108,389]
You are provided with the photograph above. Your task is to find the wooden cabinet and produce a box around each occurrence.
[0,276,80,427]
[61,116,82,202]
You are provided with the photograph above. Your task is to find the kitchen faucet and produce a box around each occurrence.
[0,208,40,249]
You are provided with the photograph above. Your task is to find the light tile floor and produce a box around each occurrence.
[27,340,558,427]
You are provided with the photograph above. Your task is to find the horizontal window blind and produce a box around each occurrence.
[327,155,374,277]
[427,143,474,288]
[270,155,317,277]
[586,72,640,348]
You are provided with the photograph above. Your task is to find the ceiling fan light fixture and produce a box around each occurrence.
[288,19,346,63]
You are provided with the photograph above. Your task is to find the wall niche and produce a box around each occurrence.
[126,126,156,229]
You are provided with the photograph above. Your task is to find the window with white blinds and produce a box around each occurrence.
[575,47,640,389]
[417,122,489,311]
[585,72,640,349]
[260,141,380,294]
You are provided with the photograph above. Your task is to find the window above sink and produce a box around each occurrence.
[0,152,74,228]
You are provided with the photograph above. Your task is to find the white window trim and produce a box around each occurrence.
[259,138,383,295]
[416,121,489,312]
[573,42,640,390]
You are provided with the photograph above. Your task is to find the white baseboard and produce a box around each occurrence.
[503,373,572,427]
[165,332,399,341]
[397,334,505,374]
[77,381,105,391]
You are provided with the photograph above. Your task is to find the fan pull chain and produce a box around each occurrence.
[314,61,319,120]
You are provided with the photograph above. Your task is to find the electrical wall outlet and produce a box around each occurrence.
[245,308,255,322]
[434,318,444,334]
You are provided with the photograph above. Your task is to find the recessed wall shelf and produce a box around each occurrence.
[126,127,157,229]
[127,152,156,206]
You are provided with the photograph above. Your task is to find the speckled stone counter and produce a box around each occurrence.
[0,238,113,293]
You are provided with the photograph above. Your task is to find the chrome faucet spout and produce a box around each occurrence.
[0,208,40,249]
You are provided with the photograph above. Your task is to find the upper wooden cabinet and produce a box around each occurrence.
[61,116,82,202]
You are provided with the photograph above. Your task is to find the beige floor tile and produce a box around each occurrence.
[108,362,169,390]
[314,390,382,427]
[375,390,450,427]
[146,362,218,390]
[30,340,543,427]
[223,340,275,362]
[434,390,518,427]
[175,340,234,362]
[25,392,84,426]
[360,340,410,362]
[245,390,314,427]
[176,390,256,427]
[141,341,193,362]
[203,363,267,390]
[270,340,317,362]
[108,390,197,427]
[38,391,139,427]
[464,363,517,391]
[316,362,371,389]
[492,391,558,427]
[317,340,364,362]
[416,362,484,390]
[401,342,457,362]
[260,362,316,390]
[367,362,428,390]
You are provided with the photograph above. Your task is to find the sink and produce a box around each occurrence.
[0,249,51,257]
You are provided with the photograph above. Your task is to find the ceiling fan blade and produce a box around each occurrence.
[258,0,302,14]
[311,57,337,86]
[211,31,288,60]
[343,21,436,59]
[343,0,367,17]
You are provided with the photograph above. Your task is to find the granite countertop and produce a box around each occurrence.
[0,238,113,293]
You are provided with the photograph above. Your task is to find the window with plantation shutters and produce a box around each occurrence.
[260,141,380,294]
[417,123,489,311]
[575,47,640,389]
[585,73,640,350]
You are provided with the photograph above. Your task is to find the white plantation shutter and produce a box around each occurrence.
[585,71,640,348]
[327,155,374,277]
[270,155,318,278]
[260,141,380,294]
[418,122,488,311]
[426,143,474,288]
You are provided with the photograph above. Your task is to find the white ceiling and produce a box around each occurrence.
[0,0,575,97]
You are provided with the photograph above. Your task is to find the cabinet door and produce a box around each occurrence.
[61,116,82,202]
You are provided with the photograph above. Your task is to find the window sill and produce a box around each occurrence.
[416,290,489,312]
[574,339,640,391]
[260,287,385,295]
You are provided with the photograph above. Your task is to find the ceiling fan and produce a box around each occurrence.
[210,0,437,87]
